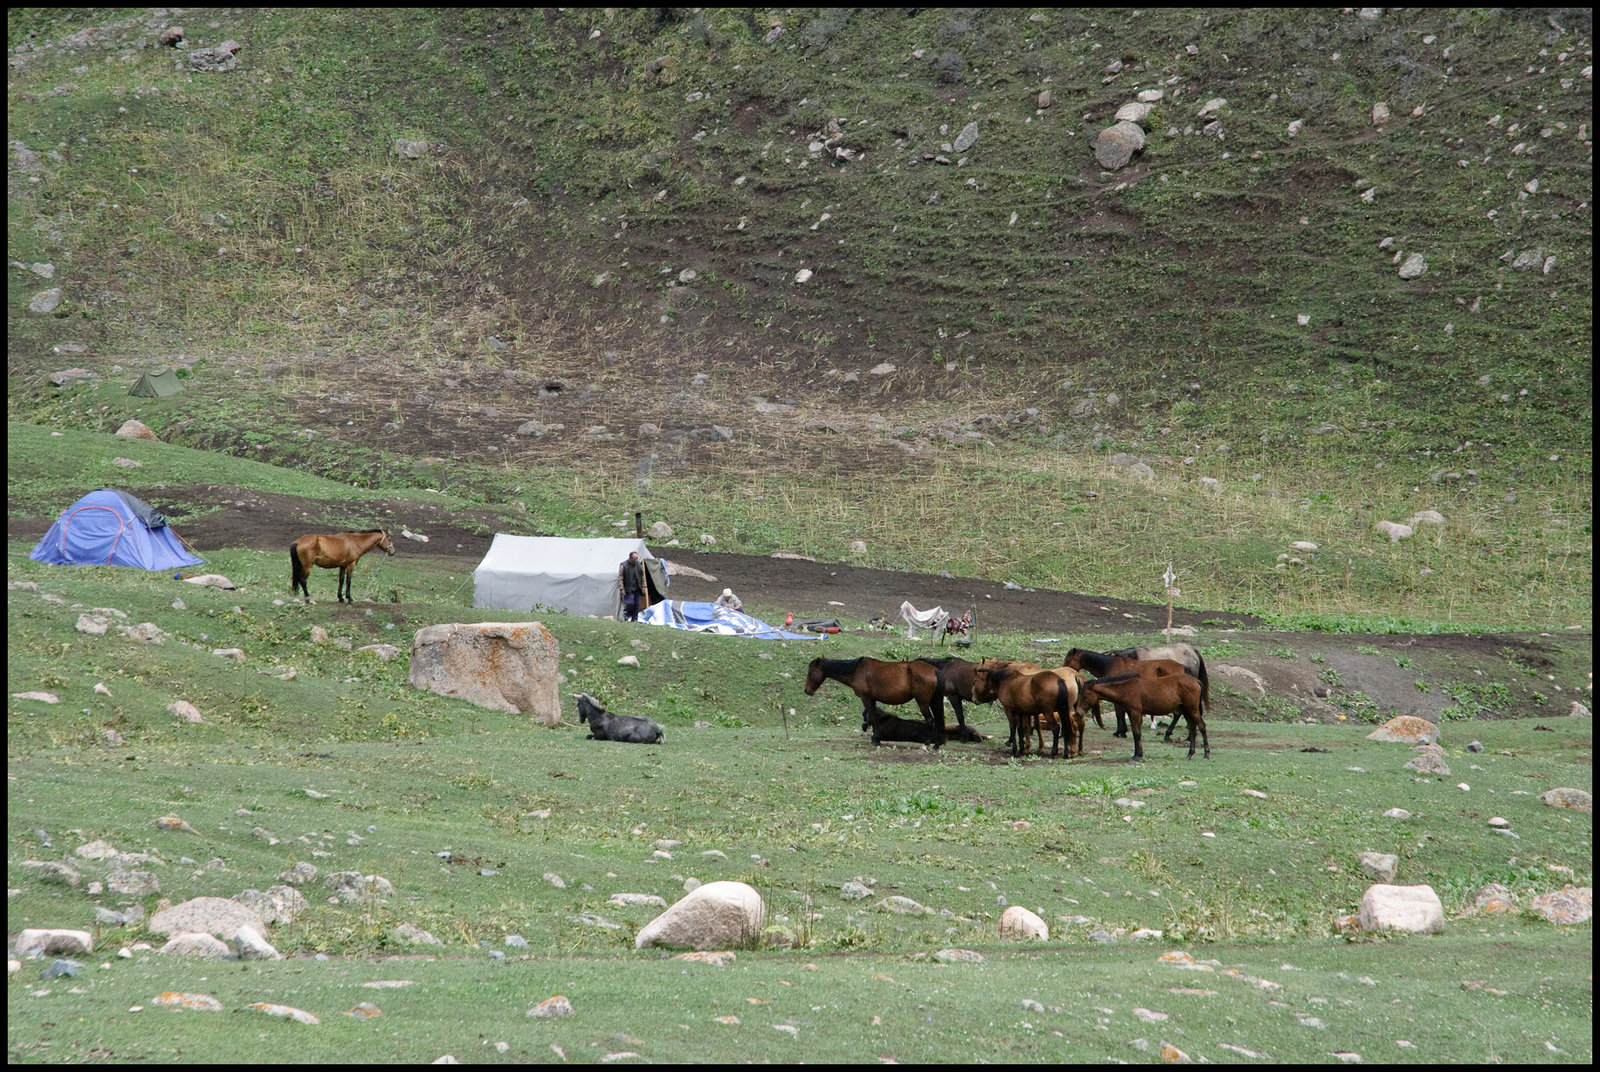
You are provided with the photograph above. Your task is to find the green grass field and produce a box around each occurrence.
[6,6,1592,1063]
[8,536,1593,1063]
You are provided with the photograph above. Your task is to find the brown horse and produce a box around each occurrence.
[1079,670,1209,761]
[977,658,1095,756]
[290,529,395,603]
[1061,648,1200,740]
[804,657,944,745]
[971,665,1078,759]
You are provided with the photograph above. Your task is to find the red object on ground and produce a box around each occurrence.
[785,613,794,627]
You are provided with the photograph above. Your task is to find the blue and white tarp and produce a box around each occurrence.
[637,599,819,640]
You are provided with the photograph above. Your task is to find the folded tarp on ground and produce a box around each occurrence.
[637,599,819,640]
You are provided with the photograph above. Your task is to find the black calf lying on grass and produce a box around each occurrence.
[575,693,665,744]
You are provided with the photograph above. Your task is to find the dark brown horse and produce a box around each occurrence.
[1079,670,1209,761]
[914,656,985,732]
[290,529,395,603]
[971,665,1078,759]
[1061,647,1204,740]
[804,657,944,745]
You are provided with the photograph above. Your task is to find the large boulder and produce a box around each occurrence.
[1540,787,1592,813]
[1091,121,1146,169]
[1527,886,1592,925]
[634,880,765,951]
[1358,884,1444,934]
[15,929,92,957]
[998,905,1049,940]
[409,622,561,725]
[148,896,265,940]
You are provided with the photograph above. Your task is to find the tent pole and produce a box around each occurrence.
[635,511,643,538]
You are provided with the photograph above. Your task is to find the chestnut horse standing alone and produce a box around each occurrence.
[290,529,395,603]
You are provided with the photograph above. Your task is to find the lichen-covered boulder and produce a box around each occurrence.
[409,622,561,724]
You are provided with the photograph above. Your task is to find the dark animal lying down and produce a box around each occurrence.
[575,693,665,744]
[863,707,944,748]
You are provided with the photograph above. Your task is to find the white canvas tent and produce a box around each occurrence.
[472,535,667,618]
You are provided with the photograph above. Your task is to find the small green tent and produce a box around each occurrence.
[129,368,182,398]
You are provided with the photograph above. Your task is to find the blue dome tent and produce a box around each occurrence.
[29,489,204,570]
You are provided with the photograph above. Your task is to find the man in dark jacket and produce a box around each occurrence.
[618,551,645,621]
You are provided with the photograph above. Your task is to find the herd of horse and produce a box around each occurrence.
[284,528,1207,762]
[804,643,1211,761]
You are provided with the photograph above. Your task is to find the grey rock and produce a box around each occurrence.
[324,871,395,901]
[149,897,265,940]
[39,861,80,887]
[839,881,872,900]
[952,122,980,153]
[107,869,159,897]
[393,138,430,159]
[159,932,231,958]
[1359,852,1399,882]
[29,288,65,314]
[391,922,443,946]
[1398,253,1428,279]
[1466,740,1484,753]
[1091,121,1146,170]
[95,905,146,928]
[42,959,82,980]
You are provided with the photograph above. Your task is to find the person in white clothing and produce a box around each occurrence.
[713,587,742,611]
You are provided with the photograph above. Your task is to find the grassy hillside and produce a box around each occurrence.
[6,7,1592,626]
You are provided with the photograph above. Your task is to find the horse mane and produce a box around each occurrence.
[1089,671,1143,686]
[815,656,864,674]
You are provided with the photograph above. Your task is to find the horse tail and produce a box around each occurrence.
[289,541,305,592]
[1193,650,1210,712]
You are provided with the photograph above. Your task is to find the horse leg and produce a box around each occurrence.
[1129,705,1145,761]
[950,694,966,729]
[917,700,943,749]
[1113,704,1129,738]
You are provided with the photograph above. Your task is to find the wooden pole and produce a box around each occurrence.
[780,701,790,741]
[635,511,643,538]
